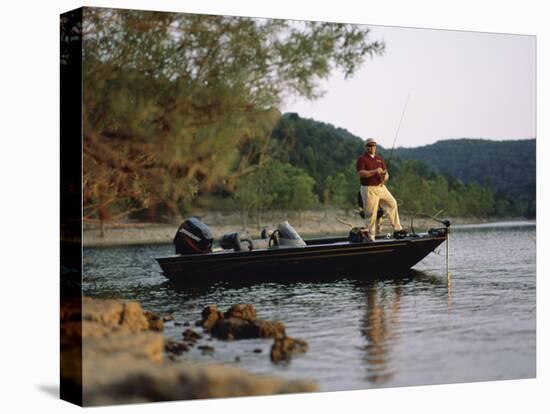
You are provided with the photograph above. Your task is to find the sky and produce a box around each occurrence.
[282,24,536,149]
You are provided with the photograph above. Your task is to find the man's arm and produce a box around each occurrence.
[358,168,385,178]
[357,158,385,179]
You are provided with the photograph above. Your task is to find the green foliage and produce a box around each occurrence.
[387,160,496,217]
[322,162,360,208]
[323,173,348,206]
[82,8,384,222]
[235,159,317,219]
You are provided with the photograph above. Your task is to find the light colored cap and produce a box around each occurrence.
[365,138,377,147]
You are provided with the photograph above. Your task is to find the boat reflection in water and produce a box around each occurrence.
[357,271,448,385]
[361,280,402,384]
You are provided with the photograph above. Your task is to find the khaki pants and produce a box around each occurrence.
[360,185,402,240]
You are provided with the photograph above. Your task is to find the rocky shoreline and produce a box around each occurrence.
[83,209,490,247]
[61,297,315,406]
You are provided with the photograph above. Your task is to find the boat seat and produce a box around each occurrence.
[219,231,272,251]
[250,238,270,250]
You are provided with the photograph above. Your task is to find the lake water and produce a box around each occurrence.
[83,221,536,391]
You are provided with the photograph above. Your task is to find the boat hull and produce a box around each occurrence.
[155,230,447,285]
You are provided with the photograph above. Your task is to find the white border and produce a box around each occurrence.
[1,1,546,413]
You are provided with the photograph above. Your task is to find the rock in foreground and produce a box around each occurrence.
[211,317,286,340]
[62,297,317,406]
[61,297,165,386]
[271,335,309,363]
[197,305,225,330]
[165,340,189,355]
[224,304,257,320]
[84,359,317,406]
[198,304,286,340]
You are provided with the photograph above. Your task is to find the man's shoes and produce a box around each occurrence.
[393,229,408,239]
[353,208,366,219]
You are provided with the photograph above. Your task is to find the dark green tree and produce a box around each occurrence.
[235,160,317,227]
[323,173,349,207]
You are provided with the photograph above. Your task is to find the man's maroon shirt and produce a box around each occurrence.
[356,153,386,186]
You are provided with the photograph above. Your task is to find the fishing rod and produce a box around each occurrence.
[355,93,411,216]
[385,93,410,171]
[400,209,451,228]
[383,96,451,281]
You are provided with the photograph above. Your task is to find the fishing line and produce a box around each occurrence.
[386,93,410,169]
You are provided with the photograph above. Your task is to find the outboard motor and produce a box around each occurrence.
[173,218,214,255]
[276,221,306,247]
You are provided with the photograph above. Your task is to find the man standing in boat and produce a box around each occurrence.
[356,138,407,240]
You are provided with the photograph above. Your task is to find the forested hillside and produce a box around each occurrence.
[271,112,367,194]
[262,114,535,218]
[393,139,536,217]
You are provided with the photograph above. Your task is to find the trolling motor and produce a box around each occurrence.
[173,217,214,255]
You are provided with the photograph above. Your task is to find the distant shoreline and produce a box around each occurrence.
[82,209,532,248]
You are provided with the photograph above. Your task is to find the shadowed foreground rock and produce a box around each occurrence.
[84,359,317,406]
[270,335,309,363]
[164,339,189,355]
[211,318,286,340]
[61,297,165,386]
[196,305,224,329]
[182,328,203,342]
[144,310,164,332]
[198,304,286,340]
[224,304,257,320]
[62,297,317,406]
